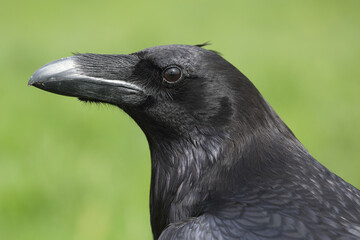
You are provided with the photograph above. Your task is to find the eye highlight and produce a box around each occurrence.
[163,67,182,83]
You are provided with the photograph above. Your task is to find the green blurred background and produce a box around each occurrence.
[0,0,359,239]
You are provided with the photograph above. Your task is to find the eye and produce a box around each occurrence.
[163,67,182,83]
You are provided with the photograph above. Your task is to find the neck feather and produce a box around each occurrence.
[147,118,303,239]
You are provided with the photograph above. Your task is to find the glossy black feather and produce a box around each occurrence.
[128,45,360,239]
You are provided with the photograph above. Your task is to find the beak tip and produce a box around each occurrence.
[28,74,40,87]
[27,56,76,88]
[28,77,34,86]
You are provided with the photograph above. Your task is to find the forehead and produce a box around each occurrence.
[136,45,208,70]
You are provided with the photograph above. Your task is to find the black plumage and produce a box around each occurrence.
[29,44,360,239]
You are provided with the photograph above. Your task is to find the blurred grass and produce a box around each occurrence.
[0,0,359,239]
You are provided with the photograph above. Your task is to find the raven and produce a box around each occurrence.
[29,45,360,239]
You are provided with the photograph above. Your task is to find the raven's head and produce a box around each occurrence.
[29,44,287,141]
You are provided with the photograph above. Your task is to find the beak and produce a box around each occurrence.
[28,55,147,106]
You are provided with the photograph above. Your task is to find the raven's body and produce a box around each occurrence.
[29,45,360,239]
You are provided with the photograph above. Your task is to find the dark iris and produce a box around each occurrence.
[163,67,181,83]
